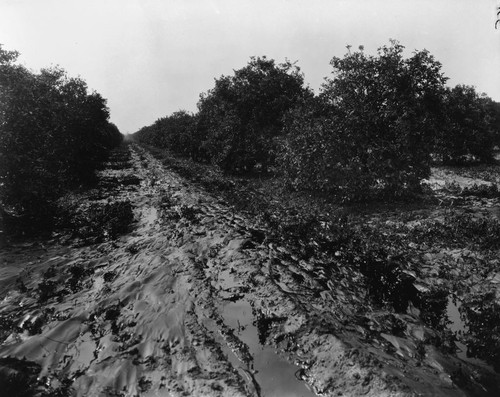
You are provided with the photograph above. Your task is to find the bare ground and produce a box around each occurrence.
[1,143,500,396]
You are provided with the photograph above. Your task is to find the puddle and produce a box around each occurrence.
[446,296,496,371]
[70,332,96,370]
[142,207,159,228]
[447,297,469,363]
[222,299,315,397]
[447,297,466,334]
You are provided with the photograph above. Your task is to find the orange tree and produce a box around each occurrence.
[436,85,498,165]
[196,56,312,173]
[0,45,122,232]
[281,41,448,201]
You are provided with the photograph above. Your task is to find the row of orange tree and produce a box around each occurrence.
[134,41,500,202]
[0,45,123,234]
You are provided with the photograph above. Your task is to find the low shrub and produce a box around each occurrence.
[460,183,500,198]
[409,213,500,250]
[69,200,134,243]
[461,292,500,371]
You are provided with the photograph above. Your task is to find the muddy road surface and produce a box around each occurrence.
[1,144,500,396]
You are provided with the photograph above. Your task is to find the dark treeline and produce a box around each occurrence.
[135,41,500,202]
[136,56,312,174]
[0,45,123,234]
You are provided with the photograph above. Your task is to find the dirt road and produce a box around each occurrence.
[1,144,499,396]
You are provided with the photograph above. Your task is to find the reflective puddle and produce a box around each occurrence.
[143,207,158,228]
[222,298,315,397]
[446,296,496,371]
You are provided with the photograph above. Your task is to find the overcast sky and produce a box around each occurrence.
[1,0,499,133]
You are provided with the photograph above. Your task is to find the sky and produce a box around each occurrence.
[1,0,499,134]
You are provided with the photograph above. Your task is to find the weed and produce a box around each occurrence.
[0,314,16,341]
[103,271,116,283]
[355,253,418,313]
[409,214,500,249]
[159,194,175,209]
[138,377,152,393]
[179,205,200,222]
[38,280,60,302]
[119,175,141,186]
[460,183,500,198]
[0,357,41,397]
[67,264,94,293]
[70,200,134,243]
[416,288,449,329]
[40,377,74,397]
[460,292,500,371]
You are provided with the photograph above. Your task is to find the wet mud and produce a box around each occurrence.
[1,144,500,396]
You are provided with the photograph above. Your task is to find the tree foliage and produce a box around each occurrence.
[197,57,312,173]
[135,56,311,173]
[0,45,122,233]
[436,85,499,165]
[134,110,199,158]
[281,41,448,201]
[134,43,499,203]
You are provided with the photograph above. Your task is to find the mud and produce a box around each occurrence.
[1,144,500,396]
